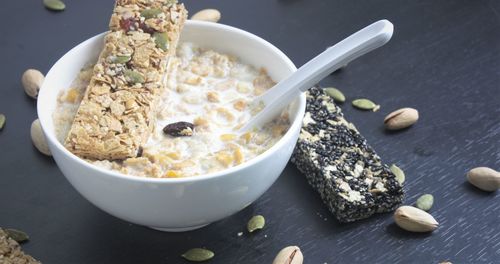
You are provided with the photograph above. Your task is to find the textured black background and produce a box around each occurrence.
[1,0,499,263]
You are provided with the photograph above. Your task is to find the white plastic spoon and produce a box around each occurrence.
[240,20,394,132]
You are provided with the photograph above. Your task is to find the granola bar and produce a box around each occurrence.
[291,87,404,222]
[0,229,40,264]
[64,0,187,160]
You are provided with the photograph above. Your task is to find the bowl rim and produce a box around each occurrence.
[38,20,306,183]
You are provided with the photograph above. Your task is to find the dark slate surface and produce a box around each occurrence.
[0,0,499,263]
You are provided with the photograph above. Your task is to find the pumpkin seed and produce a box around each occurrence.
[5,229,29,243]
[153,32,169,51]
[43,0,65,11]
[324,87,345,103]
[124,70,144,84]
[111,55,131,64]
[390,164,405,184]
[247,215,265,233]
[181,248,214,262]
[415,194,434,211]
[352,98,378,110]
[140,8,162,19]
[0,114,5,130]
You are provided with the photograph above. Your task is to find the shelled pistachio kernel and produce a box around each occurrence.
[247,215,265,233]
[181,248,214,262]
[415,194,434,211]
[0,114,5,130]
[43,0,66,11]
[352,98,378,110]
[191,9,221,22]
[324,87,345,103]
[390,164,405,184]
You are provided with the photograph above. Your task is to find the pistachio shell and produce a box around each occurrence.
[324,87,345,103]
[384,108,419,130]
[153,32,169,51]
[467,167,500,192]
[415,194,434,211]
[22,69,45,99]
[272,246,303,264]
[390,164,405,184]
[31,119,51,156]
[181,248,214,262]
[394,206,438,232]
[247,215,265,233]
[43,0,65,11]
[352,98,378,110]
[191,9,221,23]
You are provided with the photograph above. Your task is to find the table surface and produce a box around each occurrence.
[1,0,499,263]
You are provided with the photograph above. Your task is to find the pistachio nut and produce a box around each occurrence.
[394,205,438,232]
[272,246,303,264]
[31,119,51,156]
[191,9,221,22]
[384,107,419,130]
[466,167,500,192]
[22,69,45,99]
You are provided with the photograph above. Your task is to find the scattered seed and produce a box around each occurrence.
[5,229,29,243]
[247,215,265,233]
[124,70,144,84]
[43,0,66,11]
[384,107,419,130]
[181,248,214,262]
[390,164,405,184]
[31,119,51,156]
[0,114,5,130]
[372,104,381,112]
[140,8,162,19]
[191,9,221,23]
[153,32,169,51]
[352,98,378,110]
[21,69,45,99]
[111,55,131,64]
[466,167,500,192]
[324,87,345,103]
[163,121,194,137]
[415,194,434,211]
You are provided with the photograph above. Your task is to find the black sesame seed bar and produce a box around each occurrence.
[291,86,404,222]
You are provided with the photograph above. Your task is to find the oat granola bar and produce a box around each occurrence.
[64,0,187,160]
[0,229,40,264]
[291,87,404,222]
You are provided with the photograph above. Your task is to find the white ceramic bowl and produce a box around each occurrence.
[37,21,306,232]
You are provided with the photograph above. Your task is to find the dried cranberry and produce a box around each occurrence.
[163,122,194,137]
[120,18,135,32]
[139,22,156,34]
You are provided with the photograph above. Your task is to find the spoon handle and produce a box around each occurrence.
[242,20,393,132]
